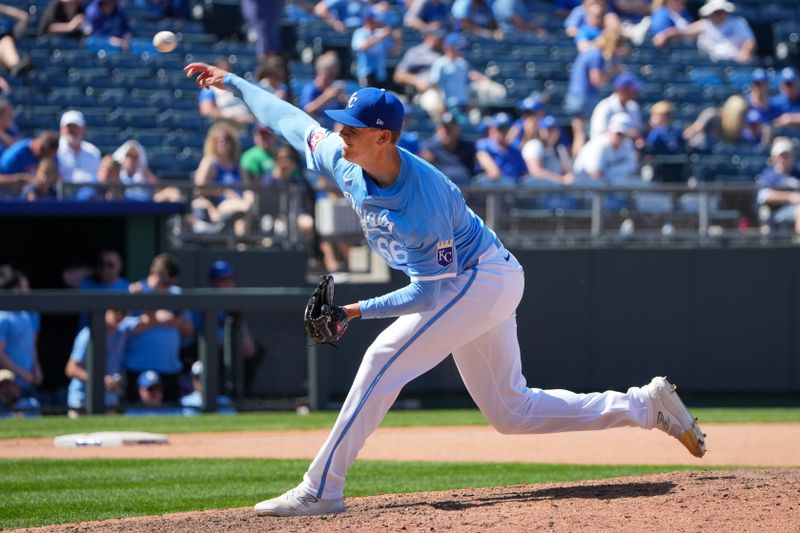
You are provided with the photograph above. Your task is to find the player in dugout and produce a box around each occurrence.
[184,61,707,518]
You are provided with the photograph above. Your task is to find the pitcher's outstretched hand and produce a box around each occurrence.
[184,62,229,90]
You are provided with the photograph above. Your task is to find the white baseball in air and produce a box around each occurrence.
[153,30,177,53]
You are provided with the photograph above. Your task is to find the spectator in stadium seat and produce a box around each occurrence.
[522,115,574,185]
[771,68,800,131]
[38,0,87,38]
[574,113,638,184]
[673,0,755,63]
[683,94,748,150]
[419,112,476,188]
[507,96,545,150]
[351,7,400,88]
[746,68,780,124]
[565,0,620,38]
[21,158,59,200]
[741,109,768,148]
[313,0,368,32]
[451,0,502,40]
[492,0,546,36]
[475,112,527,187]
[590,71,644,144]
[72,249,129,291]
[574,2,607,51]
[255,55,289,102]
[240,124,276,184]
[85,0,132,51]
[65,309,130,414]
[0,4,32,77]
[0,368,21,411]
[124,254,193,405]
[136,370,163,406]
[0,96,20,159]
[192,122,254,236]
[93,153,124,200]
[112,140,160,202]
[612,0,651,22]
[0,130,58,197]
[756,137,800,235]
[0,265,42,403]
[403,0,450,33]
[650,0,693,48]
[198,58,254,126]
[299,51,348,129]
[57,110,101,188]
[645,100,684,154]
[241,0,286,58]
[393,28,444,98]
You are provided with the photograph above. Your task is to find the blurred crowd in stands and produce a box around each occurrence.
[0,0,797,238]
[0,254,250,415]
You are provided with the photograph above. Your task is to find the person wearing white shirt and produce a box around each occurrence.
[674,0,755,63]
[57,109,101,186]
[589,71,643,142]
[574,113,638,184]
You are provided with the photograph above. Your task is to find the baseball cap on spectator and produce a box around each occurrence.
[608,113,632,134]
[137,370,162,389]
[751,68,768,84]
[443,32,467,51]
[438,112,458,127]
[517,97,544,114]
[0,369,15,383]
[325,87,404,130]
[60,110,85,128]
[613,72,642,92]
[208,260,235,281]
[745,108,764,125]
[538,115,557,129]
[771,138,794,157]
[363,7,383,23]
[491,112,512,129]
[780,67,798,84]
[191,360,204,377]
[698,0,735,17]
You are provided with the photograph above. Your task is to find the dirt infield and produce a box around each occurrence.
[2,424,799,466]
[16,469,800,533]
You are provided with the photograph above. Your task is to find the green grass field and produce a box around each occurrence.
[0,459,719,530]
[1,407,798,439]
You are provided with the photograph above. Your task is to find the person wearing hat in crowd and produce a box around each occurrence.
[589,71,643,143]
[745,69,780,125]
[574,112,639,184]
[137,370,163,406]
[57,109,101,193]
[0,368,21,410]
[393,28,444,97]
[185,51,708,519]
[673,0,755,63]
[0,265,42,403]
[507,96,545,150]
[645,100,685,154]
[756,137,800,235]
[419,112,476,188]
[650,0,693,48]
[772,68,800,131]
[741,108,768,148]
[351,7,400,88]
[521,115,574,186]
[0,130,58,197]
[475,112,527,187]
[179,360,234,411]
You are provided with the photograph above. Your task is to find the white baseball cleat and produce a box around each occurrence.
[253,486,346,517]
[645,376,707,458]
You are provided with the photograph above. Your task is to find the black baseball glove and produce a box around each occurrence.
[304,274,349,344]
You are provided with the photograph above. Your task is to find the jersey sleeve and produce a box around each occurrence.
[303,125,344,185]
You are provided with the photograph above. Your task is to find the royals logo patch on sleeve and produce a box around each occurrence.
[304,126,329,171]
[437,240,454,267]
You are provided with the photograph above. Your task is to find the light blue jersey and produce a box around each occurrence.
[224,73,501,318]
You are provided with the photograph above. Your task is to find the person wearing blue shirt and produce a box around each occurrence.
[756,137,800,234]
[565,44,609,154]
[313,0,368,32]
[299,51,348,129]
[0,131,58,196]
[492,0,544,35]
[746,69,780,124]
[651,0,692,47]
[184,60,708,518]
[772,68,800,131]
[403,0,450,33]
[85,0,131,50]
[645,100,684,154]
[451,0,501,40]
[122,254,193,404]
[475,112,527,186]
[0,266,42,399]
[351,9,398,87]
[507,96,545,150]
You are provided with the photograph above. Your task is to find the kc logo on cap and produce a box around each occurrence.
[324,87,405,131]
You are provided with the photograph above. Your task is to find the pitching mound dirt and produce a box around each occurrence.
[16,469,799,533]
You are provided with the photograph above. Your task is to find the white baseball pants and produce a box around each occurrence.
[300,249,652,499]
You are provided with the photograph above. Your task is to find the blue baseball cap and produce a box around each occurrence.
[538,115,557,129]
[491,112,512,129]
[780,67,798,83]
[517,97,544,113]
[614,72,642,91]
[208,260,235,280]
[751,68,768,83]
[746,108,764,124]
[137,370,161,389]
[324,87,404,131]
[443,32,467,50]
